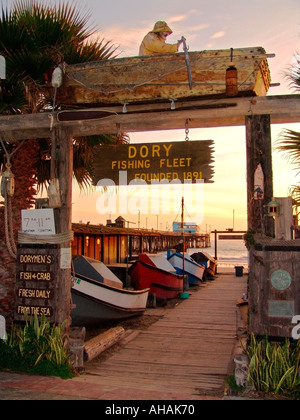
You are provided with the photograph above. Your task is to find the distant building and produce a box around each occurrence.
[172,221,198,234]
[106,216,126,228]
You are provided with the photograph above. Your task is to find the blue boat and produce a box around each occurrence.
[167,250,205,285]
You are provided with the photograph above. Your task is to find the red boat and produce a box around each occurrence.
[129,254,184,299]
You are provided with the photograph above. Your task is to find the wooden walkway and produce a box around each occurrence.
[79,271,247,399]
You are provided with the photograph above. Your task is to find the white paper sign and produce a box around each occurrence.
[21,209,56,235]
[60,248,71,269]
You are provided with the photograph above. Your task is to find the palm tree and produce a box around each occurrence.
[0,0,119,180]
[0,0,124,324]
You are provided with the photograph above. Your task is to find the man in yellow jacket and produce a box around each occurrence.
[139,21,183,56]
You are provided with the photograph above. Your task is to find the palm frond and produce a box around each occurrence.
[276,129,300,170]
[62,39,118,64]
[0,0,124,191]
[286,52,300,92]
[0,73,29,114]
[288,184,300,205]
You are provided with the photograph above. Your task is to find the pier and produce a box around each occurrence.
[0,268,247,399]
[72,222,211,265]
[81,270,247,398]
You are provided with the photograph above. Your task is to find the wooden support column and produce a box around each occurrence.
[55,127,73,329]
[245,115,274,236]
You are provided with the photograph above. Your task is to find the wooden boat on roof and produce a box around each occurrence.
[57,47,271,106]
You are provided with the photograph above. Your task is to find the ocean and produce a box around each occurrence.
[188,237,249,268]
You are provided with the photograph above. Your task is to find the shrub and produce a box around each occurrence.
[244,333,300,397]
[0,314,74,379]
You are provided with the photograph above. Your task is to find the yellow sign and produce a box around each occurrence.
[16,305,53,317]
[92,140,214,185]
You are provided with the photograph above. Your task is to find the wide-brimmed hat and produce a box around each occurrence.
[151,21,173,34]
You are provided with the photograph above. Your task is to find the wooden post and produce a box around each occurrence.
[245,115,274,236]
[274,197,293,240]
[55,127,73,329]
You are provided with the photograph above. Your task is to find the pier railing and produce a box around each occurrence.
[72,222,211,264]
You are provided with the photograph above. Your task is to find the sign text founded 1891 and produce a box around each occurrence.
[92,140,214,185]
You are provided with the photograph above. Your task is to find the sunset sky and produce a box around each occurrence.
[3,0,300,231]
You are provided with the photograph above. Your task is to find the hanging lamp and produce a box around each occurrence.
[226,48,238,97]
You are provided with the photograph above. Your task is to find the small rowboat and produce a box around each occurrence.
[191,252,218,278]
[129,254,184,300]
[167,250,205,285]
[57,47,271,106]
[71,255,149,326]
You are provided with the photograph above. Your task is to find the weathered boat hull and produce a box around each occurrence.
[71,274,149,326]
[58,47,271,106]
[167,251,205,285]
[142,253,177,273]
[191,252,217,277]
[72,254,123,288]
[129,254,183,299]
[70,255,149,326]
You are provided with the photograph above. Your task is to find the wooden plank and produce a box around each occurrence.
[82,374,225,392]
[82,274,247,396]
[219,235,244,240]
[56,96,300,135]
[95,362,229,376]
[0,95,299,140]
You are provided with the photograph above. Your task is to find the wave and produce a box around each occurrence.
[188,239,249,267]
[218,256,247,262]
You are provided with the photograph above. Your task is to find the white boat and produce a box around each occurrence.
[145,253,177,274]
[71,255,149,326]
[167,250,205,285]
[72,255,123,288]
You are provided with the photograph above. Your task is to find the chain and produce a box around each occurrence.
[185,119,190,141]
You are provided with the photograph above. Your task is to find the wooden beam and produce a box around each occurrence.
[55,127,73,329]
[0,95,299,141]
[246,115,274,236]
